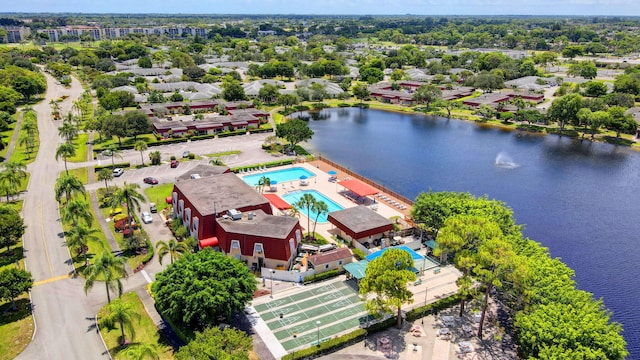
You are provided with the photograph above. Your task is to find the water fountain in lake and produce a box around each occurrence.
[495,152,520,169]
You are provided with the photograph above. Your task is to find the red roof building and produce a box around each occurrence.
[328,206,394,246]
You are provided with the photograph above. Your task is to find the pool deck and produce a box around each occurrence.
[246,160,411,242]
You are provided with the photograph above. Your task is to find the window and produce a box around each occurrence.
[289,239,295,254]
[325,264,329,269]
[231,240,240,250]
[254,243,263,254]
[338,260,343,265]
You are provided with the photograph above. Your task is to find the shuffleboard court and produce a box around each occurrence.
[253,279,373,351]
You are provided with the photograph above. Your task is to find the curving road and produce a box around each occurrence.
[17,72,111,360]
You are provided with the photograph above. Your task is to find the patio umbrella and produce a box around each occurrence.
[299,175,308,180]
[270,180,278,185]
[328,170,337,175]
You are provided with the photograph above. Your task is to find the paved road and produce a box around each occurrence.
[17,73,111,360]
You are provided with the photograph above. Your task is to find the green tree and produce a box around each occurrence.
[123,343,160,360]
[149,150,161,166]
[101,297,141,345]
[0,161,26,202]
[176,327,253,360]
[152,249,256,330]
[0,206,25,254]
[124,111,151,141]
[293,193,316,239]
[562,45,584,59]
[134,140,148,166]
[61,198,93,228]
[476,104,497,122]
[12,76,46,100]
[54,174,86,204]
[221,79,247,101]
[65,225,100,266]
[137,56,152,69]
[275,118,314,152]
[311,200,329,239]
[156,239,189,265]
[607,106,637,138]
[359,248,416,328]
[277,93,299,111]
[352,83,370,105]
[0,268,33,311]
[108,182,146,235]
[55,142,76,175]
[412,84,442,109]
[58,120,78,143]
[98,168,113,190]
[258,84,279,104]
[548,93,583,132]
[583,81,609,97]
[84,250,128,303]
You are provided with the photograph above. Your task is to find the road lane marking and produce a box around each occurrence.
[34,274,70,287]
[40,193,55,278]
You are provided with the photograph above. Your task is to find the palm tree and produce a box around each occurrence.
[294,193,316,239]
[209,157,224,166]
[101,298,140,345]
[97,168,113,191]
[55,174,86,204]
[18,133,35,158]
[148,150,161,166]
[256,176,270,193]
[61,198,93,227]
[65,225,100,266]
[287,205,300,219]
[156,239,189,265]
[108,182,146,235]
[84,250,128,303]
[123,343,160,360]
[55,142,76,175]
[134,140,148,166]
[311,200,329,239]
[107,145,123,169]
[58,121,78,143]
[0,161,27,201]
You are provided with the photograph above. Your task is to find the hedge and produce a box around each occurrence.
[94,162,131,172]
[231,158,295,173]
[218,130,248,138]
[282,328,367,360]
[249,128,274,134]
[352,248,366,261]
[303,269,343,284]
[140,238,154,265]
[189,133,216,141]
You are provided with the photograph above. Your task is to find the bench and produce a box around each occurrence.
[413,279,422,286]
[433,267,441,274]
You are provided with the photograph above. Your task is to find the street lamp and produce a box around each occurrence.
[270,269,276,298]
[422,285,428,325]
[291,333,297,359]
[316,320,321,346]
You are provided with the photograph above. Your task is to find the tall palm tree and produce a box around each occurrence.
[123,343,160,360]
[55,174,86,204]
[148,150,161,166]
[294,193,316,239]
[108,145,123,169]
[97,168,113,191]
[287,205,300,219]
[65,225,100,266]
[84,250,128,303]
[156,239,189,265]
[108,182,146,235]
[61,198,93,227]
[134,140,148,166]
[101,298,140,345]
[58,121,78,143]
[55,142,76,175]
[311,200,329,239]
[0,161,27,201]
[18,132,35,158]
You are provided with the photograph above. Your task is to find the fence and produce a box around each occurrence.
[317,155,415,206]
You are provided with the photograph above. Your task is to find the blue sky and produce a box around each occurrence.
[3,0,640,16]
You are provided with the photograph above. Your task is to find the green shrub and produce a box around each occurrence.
[352,248,366,260]
[94,162,131,172]
[338,103,351,107]
[190,134,217,141]
[282,328,367,360]
[303,269,344,284]
[170,155,176,160]
[310,102,329,109]
[499,111,514,121]
[188,153,195,159]
[218,130,247,138]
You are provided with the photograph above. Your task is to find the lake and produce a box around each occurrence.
[302,107,640,357]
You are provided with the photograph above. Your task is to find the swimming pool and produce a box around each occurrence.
[242,167,315,186]
[281,190,343,223]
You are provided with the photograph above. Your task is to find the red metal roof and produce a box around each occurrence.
[263,194,292,210]
[338,179,379,197]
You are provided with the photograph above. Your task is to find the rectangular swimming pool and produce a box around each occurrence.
[242,167,316,186]
[281,190,343,224]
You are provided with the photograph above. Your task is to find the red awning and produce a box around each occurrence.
[199,237,219,249]
[165,196,172,204]
[263,193,292,210]
[338,179,379,197]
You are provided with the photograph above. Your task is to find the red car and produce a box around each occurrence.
[170,160,178,168]
[143,177,158,185]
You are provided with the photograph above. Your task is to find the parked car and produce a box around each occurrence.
[143,177,158,185]
[149,203,157,213]
[112,168,124,177]
[170,160,178,168]
[141,211,153,224]
[102,149,113,157]
[182,151,190,158]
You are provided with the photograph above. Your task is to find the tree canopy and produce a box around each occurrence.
[0,205,25,253]
[176,326,253,360]
[152,249,257,330]
[275,118,314,151]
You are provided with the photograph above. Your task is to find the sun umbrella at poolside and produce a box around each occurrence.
[328,170,337,175]
[270,180,278,185]
[300,175,308,180]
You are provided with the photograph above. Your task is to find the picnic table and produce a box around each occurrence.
[442,315,455,327]
[459,341,473,353]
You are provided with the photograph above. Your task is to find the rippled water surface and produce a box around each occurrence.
[303,108,640,357]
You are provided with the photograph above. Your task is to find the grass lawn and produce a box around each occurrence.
[0,116,19,161]
[69,133,89,162]
[97,199,149,271]
[0,296,34,360]
[66,167,89,185]
[98,292,174,360]
[143,184,173,213]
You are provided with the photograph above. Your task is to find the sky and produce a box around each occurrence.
[2,0,640,16]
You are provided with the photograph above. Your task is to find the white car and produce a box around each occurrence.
[112,167,124,177]
[141,211,153,224]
